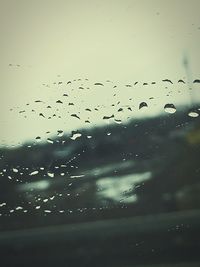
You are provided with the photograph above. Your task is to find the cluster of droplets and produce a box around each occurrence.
[8,78,200,127]
[0,77,200,221]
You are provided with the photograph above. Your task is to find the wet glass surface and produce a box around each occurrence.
[0,1,200,266]
[0,78,200,230]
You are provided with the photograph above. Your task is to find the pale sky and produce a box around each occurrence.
[0,0,200,146]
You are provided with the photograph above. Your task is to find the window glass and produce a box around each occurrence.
[0,1,200,266]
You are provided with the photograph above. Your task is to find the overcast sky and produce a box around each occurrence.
[0,0,200,146]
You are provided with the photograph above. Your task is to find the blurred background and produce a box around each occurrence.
[0,1,200,266]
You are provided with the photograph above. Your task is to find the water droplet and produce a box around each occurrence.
[164,104,176,114]
[70,174,85,178]
[94,82,104,86]
[35,136,41,142]
[44,210,51,213]
[15,206,23,210]
[59,210,64,213]
[70,133,82,140]
[162,79,173,84]
[139,102,148,109]
[114,119,122,124]
[103,115,114,120]
[30,170,39,176]
[56,100,63,104]
[47,172,54,178]
[71,114,80,119]
[13,168,18,173]
[47,138,54,144]
[57,130,64,137]
[39,113,45,118]
[178,79,185,83]
[188,111,199,117]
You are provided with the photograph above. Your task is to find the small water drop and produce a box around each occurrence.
[188,111,199,117]
[47,172,54,178]
[56,100,63,104]
[71,114,80,119]
[70,133,82,140]
[94,82,104,86]
[47,138,54,144]
[44,210,51,213]
[39,113,45,118]
[162,79,173,84]
[178,79,185,83]
[30,170,39,176]
[139,102,148,109]
[57,130,64,137]
[70,174,85,178]
[103,115,114,120]
[114,119,122,124]
[193,79,200,83]
[164,104,176,114]
[35,136,41,142]
[15,206,23,210]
